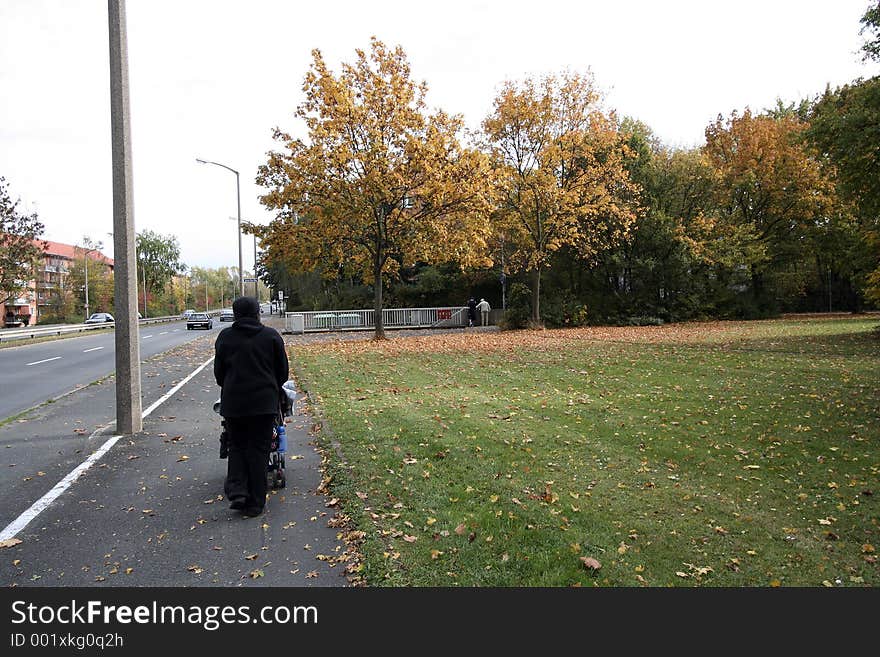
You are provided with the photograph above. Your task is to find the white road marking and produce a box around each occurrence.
[0,355,215,542]
[142,334,153,339]
[159,331,168,335]
[26,356,61,366]
[141,356,214,418]
[0,433,123,541]
[83,347,104,353]
[172,329,180,332]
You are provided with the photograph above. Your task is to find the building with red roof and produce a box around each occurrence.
[2,239,113,327]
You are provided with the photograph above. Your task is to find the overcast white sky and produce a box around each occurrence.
[1,0,877,270]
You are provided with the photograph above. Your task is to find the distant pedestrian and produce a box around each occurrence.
[467,297,477,327]
[477,298,491,326]
[214,296,289,518]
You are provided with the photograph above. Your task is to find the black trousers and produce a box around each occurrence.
[223,414,274,510]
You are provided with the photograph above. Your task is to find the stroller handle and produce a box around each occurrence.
[213,381,295,417]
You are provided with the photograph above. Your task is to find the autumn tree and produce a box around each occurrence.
[256,38,492,339]
[0,177,46,308]
[703,109,835,308]
[67,237,114,318]
[482,73,639,325]
[136,230,182,315]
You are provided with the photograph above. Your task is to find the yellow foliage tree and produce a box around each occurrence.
[656,148,767,270]
[256,38,492,338]
[703,109,835,298]
[482,73,639,325]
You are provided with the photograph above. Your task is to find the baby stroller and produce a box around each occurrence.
[214,380,297,490]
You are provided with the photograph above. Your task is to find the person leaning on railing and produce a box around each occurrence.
[477,298,491,326]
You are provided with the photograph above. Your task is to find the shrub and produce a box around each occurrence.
[501,283,531,329]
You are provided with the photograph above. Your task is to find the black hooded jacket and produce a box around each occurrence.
[214,316,289,418]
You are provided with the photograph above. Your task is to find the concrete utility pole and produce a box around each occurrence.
[108,0,142,434]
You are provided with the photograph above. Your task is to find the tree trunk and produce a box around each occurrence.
[530,266,542,326]
[373,255,385,340]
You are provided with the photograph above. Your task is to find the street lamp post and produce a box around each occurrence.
[196,158,243,297]
[81,245,98,321]
[237,217,261,300]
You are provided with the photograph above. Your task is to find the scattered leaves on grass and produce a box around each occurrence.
[580,557,601,571]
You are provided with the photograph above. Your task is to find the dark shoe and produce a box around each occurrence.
[229,498,246,511]
[242,506,264,518]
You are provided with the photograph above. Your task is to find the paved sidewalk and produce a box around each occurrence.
[0,335,349,587]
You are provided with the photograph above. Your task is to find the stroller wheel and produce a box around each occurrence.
[278,472,286,489]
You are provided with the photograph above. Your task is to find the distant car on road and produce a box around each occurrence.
[85,312,114,324]
[181,309,196,319]
[186,312,213,330]
[219,308,235,322]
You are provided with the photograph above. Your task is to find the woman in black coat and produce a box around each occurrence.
[214,297,289,517]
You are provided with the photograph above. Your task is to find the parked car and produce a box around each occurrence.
[186,312,213,330]
[181,309,196,319]
[219,308,235,322]
[85,313,114,324]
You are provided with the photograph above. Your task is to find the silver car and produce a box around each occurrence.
[186,312,213,330]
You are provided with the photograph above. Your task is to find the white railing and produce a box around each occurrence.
[284,306,471,334]
[0,312,219,343]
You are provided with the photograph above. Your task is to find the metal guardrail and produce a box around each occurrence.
[0,311,220,344]
[283,306,472,334]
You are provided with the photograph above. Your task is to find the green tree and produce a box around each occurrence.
[0,177,45,309]
[136,230,182,316]
[67,237,114,318]
[257,38,492,339]
[861,1,880,61]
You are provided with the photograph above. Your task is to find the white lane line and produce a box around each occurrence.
[142,356,214,418]
[0,434,123,541]
[26,356,61,366]
[142,334,153,339]
[83,347,104,353]
[159,331,168,335]
[172,329,180,332]
[0,355,215,542]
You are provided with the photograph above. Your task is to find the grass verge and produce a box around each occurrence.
[292,317,879,586]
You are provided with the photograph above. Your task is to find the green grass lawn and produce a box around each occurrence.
[291,318,880,586]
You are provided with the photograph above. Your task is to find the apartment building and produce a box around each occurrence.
[2,239,113,327]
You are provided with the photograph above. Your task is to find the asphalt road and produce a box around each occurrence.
[0,319,228,421]
[0,333,347,587]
